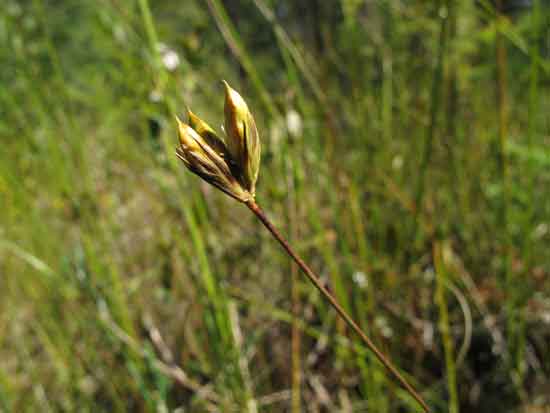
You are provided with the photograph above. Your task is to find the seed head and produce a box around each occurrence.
[175,82,261,202]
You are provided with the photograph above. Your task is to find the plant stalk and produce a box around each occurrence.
[494,0,515,369]
[245,200,430,413]
[286,164,302,413]
[411,2,448,243]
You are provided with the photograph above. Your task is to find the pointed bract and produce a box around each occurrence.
[176,117,203,151]
[222,80,261,195]
[187,109,228,158]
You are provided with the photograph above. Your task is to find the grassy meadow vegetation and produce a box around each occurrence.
[1,0,550,411]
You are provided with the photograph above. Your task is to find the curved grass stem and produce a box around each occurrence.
[245,200,430,413]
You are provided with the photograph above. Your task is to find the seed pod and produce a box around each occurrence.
[222,81,261,195]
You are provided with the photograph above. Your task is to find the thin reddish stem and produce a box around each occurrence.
[246,200,430,413]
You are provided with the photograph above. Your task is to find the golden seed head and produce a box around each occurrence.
[174,82,261,202]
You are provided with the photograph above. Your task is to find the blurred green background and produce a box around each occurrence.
[1,0,550,412]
